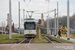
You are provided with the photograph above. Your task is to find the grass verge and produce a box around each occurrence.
[0,34,25,43]
[45,34,72,43]
[33,35,49,43]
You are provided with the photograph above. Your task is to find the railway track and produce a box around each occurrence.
[11,38,34,50]
[19,38,33,44]
[42,35,62,43]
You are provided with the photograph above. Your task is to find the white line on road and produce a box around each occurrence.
[11,44,20,50]
[25,43,38,50]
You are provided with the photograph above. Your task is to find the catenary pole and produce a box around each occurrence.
[67,0,70,40]
[57,1,59,37]
[2,21,3,34]
[23,9,25,20]
[46,0,50,35]
[4,21,6,34]
[9,0,12,39]
[54,9,56,36]
[19,1,20,37]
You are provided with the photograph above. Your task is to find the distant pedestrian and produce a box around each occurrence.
[8,29,9,34]
[58,29,61,37]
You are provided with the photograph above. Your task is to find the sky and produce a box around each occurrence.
[0,0,75,28]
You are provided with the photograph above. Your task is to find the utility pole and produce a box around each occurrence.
[26,14,27,19]
[23,9,25,20]
[57,1,59,37]
[9,0,12,39]
[73,19,74,28]
[54,9,56,36]
[39,19,41,40]
[67,0,70,40]
[19,1,20,37]
[2,21,3,34]
[4,21,6,34]
[47,16,49,35]
[46,0,50,35]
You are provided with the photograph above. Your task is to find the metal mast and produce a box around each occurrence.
[54,9,56,36]
[67,0,70,40]
[46,0,50,35]
[9,0,12,39]
[57,1,59,37]
[19,1,20,37]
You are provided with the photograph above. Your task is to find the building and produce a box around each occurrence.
[7,13,9,25]
[41,13,44,27]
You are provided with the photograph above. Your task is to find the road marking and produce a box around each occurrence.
[25,38,38,50]
[11,44,20,50]
[25,43,38,50]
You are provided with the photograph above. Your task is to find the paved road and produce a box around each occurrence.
[0,43,75,50]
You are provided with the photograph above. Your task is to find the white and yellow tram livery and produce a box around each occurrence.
[24,18,37,38]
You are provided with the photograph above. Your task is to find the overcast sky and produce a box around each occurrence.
[0,0,75,27]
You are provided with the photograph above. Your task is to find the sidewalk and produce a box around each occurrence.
[51,35,75,43]
[12,33,18,35]
[61,36,75,43]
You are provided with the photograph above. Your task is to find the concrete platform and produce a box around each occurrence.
[61,37,75,43]
[51,35,75,43]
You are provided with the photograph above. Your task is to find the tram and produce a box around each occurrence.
[24,18,37,38]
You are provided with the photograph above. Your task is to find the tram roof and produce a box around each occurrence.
[24,18,35,20]
[24,18,37,22]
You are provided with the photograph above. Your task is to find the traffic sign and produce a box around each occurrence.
[39,19,41,24]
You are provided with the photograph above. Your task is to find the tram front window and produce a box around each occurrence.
[25,24,35,30]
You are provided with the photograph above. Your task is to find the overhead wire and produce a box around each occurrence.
[34,9,55,14]
[20,0,55,18]
[24,0,32,17]
[24,0,31,11]
[20,0,31,11]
